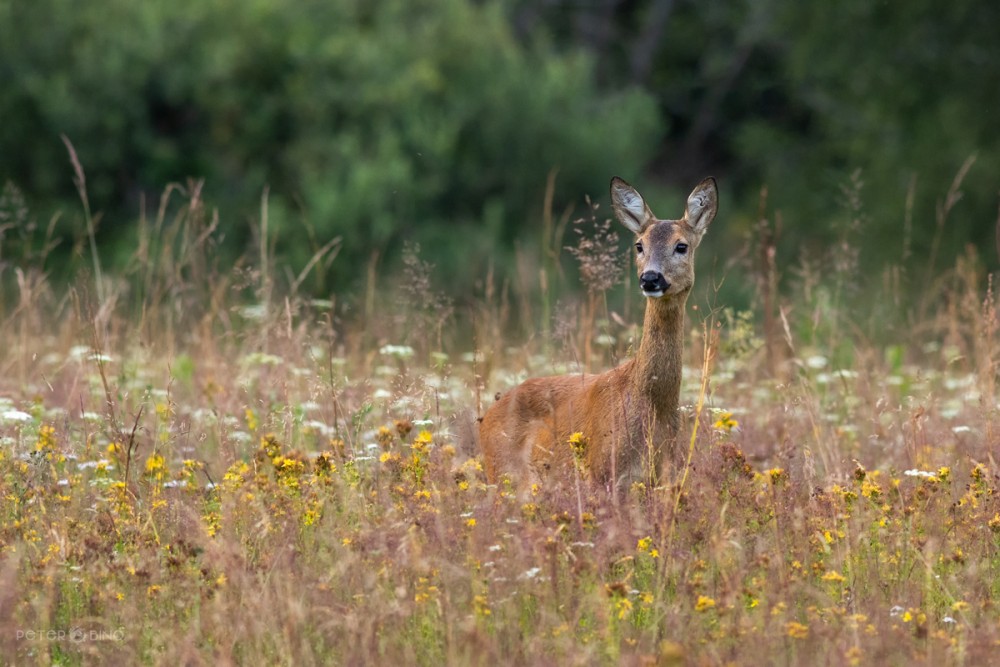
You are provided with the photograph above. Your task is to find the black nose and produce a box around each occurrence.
[640,271,669,293]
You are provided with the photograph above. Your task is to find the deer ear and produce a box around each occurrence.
[684,177,718,240]
[610,177,651,234]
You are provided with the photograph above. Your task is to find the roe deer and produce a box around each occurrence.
[478,176,718,489]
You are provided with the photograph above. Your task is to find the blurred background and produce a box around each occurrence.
[1,0,997,331]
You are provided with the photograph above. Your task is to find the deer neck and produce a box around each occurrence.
[631,296,685,415]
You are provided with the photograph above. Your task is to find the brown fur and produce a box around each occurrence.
[478,176,718,489]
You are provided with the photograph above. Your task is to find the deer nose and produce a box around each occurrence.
[640,271,669,295]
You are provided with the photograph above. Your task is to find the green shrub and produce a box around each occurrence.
[0,0,660,291]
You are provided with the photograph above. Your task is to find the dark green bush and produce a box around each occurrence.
[0,0,659,291]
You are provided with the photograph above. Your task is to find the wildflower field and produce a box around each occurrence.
[2,191,1000,666]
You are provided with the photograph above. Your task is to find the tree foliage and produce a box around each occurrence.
[0,0,659,287]
[1,0,997,298]
[510,0,999,275]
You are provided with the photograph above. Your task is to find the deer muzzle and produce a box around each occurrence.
[640,271,669,297]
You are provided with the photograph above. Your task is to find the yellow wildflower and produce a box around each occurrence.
[303,500,322,526]
[786,621,809,638]
[461,458,484,474]
[713,411,739,431]
[245,408,258,432]
[260,434,281,459]
[144,453,166,480]
[615,597,633,620]
[694,595,716,612]
[203,511,221,538]
[861,478,881,499]
[473,594,491,618]
[412,430,433,451]
[35,424,57,452]
[223,461,250,490]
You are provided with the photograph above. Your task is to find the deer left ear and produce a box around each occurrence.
[684,177,718,241]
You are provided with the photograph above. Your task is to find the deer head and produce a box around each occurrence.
[610,177,718,300]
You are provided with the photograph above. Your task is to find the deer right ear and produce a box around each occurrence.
[610,177,650,234]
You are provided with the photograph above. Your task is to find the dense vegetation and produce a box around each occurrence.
[1,195,998,664]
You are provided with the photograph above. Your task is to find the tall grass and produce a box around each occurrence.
[0,173,998,666]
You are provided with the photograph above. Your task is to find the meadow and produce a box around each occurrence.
[1,182,999,666]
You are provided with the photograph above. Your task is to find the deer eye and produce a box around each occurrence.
[635,242,644,254]
[675,243,688,255]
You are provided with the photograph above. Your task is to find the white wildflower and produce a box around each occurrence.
[806,355,828,369]
[1,410,32,422]
[379,344,415,359]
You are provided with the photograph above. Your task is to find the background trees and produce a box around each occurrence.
[1,0,996,307]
